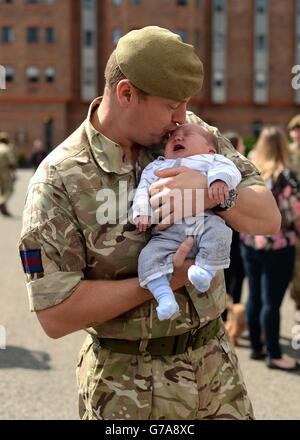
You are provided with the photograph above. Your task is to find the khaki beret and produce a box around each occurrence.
[116,26,203,101]
[288,115,300,130]
[0,131,10,142]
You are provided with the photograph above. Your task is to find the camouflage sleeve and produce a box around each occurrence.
[19,178,86,312]
[186,111,265,189]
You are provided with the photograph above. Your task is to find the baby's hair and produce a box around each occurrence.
[196,125,218,151]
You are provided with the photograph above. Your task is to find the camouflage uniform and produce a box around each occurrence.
[0,139,16,207]
[289,142,300,309]
[19,97,263,420]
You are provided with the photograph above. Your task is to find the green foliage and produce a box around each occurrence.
[243,136,257,156]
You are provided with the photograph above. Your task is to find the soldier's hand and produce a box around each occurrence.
[171,236,194,290]
[149,166,207,230]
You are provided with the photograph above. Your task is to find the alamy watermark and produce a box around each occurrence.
[0,325,6,350]
[0,65,6,90]
[95,183,205,235]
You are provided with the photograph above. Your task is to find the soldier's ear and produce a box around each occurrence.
[116,80,135,107]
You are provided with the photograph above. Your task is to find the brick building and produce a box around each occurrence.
[0,0,300,159]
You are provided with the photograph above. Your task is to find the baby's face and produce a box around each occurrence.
[164,124,216,159]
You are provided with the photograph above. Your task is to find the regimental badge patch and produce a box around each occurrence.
[20,249,44,274]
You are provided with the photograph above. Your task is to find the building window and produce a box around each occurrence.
[4,66,15,82]
[255,71,266,89]
[212,0,226,103]
[81,0,97,102]
[0,0,15,4]
[129,0,142,3]
[214,0,224,12]
[112,28,122,46]
[43,0,55,3]
[214,32,224,51]
[83,68,94,86]
[256,34,266,51]
[45,27,54,43]
[112,0,122,5]
[213,71,225,88]
[176,29,188,42]
[26,66,40,82]
[1,27,15,43]
[27,27,39,43]
[84,30,94,47]
[256,0,266,14]
[83,0,93,8]
[176,0,188,4]
[45,66,55,82]
[26,0,39,3]
[253,0,268,103]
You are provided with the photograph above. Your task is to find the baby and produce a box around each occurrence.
[132,123,241,320]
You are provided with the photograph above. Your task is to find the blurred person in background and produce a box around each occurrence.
[241,126,300,370]
[0,131,17,217]
[30,139,48,171]
[287,115,300,324]
[223,132,246,304]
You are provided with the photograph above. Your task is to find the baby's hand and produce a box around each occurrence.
[136,215,152,232]
[208,180,229,205]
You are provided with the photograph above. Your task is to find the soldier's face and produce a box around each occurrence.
[290,127,300,144]
[129,94,189,146]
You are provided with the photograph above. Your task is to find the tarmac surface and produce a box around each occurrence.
[0,169,299,420]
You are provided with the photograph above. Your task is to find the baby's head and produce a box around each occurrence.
[165,123,218,159]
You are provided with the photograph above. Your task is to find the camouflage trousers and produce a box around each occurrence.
[76,324,254,420]
[0,174,14,204]
[290,242,300,308]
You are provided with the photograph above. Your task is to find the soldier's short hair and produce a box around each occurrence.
[104,50,126,90]
[0,131,10,143]
[104,50,148,100]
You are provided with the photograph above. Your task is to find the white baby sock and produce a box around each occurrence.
[188,265,216,292]
[147,276,179,321]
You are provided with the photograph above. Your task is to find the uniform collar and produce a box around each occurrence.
[84,97,134,175]
[289,142,300,153]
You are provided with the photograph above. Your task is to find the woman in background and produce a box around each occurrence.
[241,126,300,370]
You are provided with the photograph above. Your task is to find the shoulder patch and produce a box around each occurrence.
[20,249,44,274]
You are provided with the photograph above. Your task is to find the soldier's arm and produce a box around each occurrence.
[217,184,280,234]
[19,179,194,338]
[36,255,192,339]
[150,167,280,235]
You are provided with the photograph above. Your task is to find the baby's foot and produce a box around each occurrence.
[156,300,179,321]
[188,265,214,292]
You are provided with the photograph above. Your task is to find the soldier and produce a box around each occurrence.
[0,131,16,216]
[19,26,280,420]
[287,115,300,323]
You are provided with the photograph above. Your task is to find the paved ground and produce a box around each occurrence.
[0,169,299,420]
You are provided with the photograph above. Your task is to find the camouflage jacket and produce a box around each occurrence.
[0,142,16,176]
[19,97,263,340]
[289,142,300,182]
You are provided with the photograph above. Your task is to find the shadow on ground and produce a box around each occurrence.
[0,346,51,370]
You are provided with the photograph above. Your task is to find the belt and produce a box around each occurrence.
[97,318,221,356]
